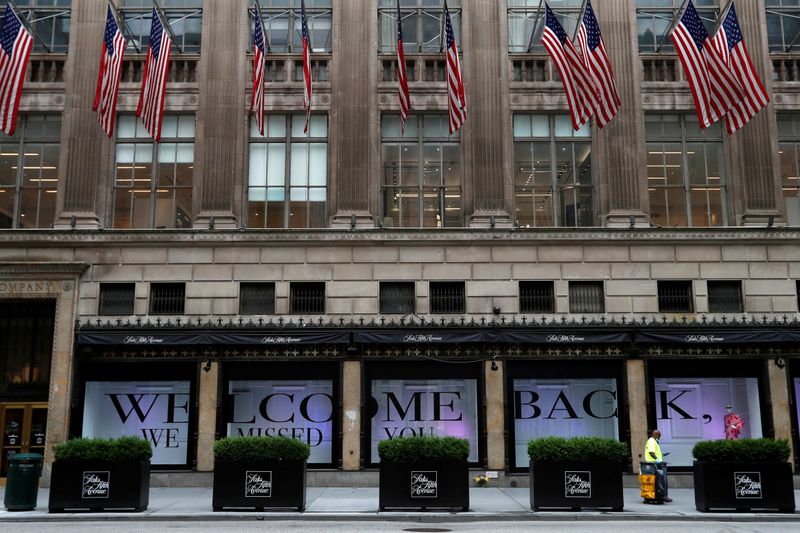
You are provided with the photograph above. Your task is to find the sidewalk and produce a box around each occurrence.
[1,487,798,523]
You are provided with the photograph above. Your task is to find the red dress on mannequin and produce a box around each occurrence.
[724,412,744,440]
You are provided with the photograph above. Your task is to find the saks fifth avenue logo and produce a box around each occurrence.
[684,334,724,343]
[82,471,110,499]
[546,334,586,343]
[403,335,444,343]
[564,471,591,498]
[261,336,302,344]
[123,336,164,345]
[410,471,437,498]
[734,472,762,499]
[245,471,272,498]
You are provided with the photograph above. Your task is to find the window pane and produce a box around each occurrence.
[308,144,327,186]
[249,144,267,187]
[267,143,286,186]
[291,143,309,186]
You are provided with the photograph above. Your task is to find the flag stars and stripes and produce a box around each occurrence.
[94,6,126,138]
[0,5,33,136]
[136,8,172,141]
[251,10,267,136]
[396,2,410,130]
[444,2,466,135]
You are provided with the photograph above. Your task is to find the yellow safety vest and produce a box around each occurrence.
[645,437,663,462]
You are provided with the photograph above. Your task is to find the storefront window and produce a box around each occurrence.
[654,377,763,467]
[0,300,54,396]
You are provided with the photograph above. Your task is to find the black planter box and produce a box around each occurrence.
[530,461,624,511]
[694,461,796,512]
[379,460,469,511]
[212,460,306,511]
[48,460,150,512]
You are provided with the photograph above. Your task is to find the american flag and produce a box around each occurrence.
[541,3,597,130]
[93,6,126,138]
[301,0,312,133]
[671,0,741,129]
[0,5,32,136]
[575,0,620,128]
[252,9,267,136]
[396,2,410,131]
[444,2,466,135]
[136,8,172,141]
[709,3,769,134]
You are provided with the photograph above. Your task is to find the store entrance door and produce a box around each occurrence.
[0,402,47,481]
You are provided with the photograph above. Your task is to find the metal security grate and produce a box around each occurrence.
[430,282,465,314]
[707,281,743,313]
[239,282,275,315]
[98,283,135,315]
[149,283,185,315]
[568,281,604,313]
[520,281,555,313]
[290,282,325,314]
[658,281,693,313]
[380,282,415,314]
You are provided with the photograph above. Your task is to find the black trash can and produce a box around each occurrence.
[4,453,44,511]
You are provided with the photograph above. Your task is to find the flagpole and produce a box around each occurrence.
[571,0,588,42]
[439,1,447,53]
[253,0,271,53]
[7,0,52,53]
[108,0,140,53]
[709,0,734,38]
[526,0,545,53]
[655,0,690,53]
[151,0,181,53]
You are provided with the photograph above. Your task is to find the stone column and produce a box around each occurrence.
[767,361,794,467]
[594,0,649,227]
[193,0,248,229]
[727,0,784,225]
[464,0,513,228]
[196,361,219,472]
[484,359,505,470]
[329,0,377,228]
[342,360,361,470]
[53,0,111,229]
[626,359,649,466]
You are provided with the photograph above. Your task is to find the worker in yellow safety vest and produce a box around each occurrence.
[644,429,672,502]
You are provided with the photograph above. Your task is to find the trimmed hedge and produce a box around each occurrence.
[54,437,152,463]
[213,436,311,462]
[527,436,629,463]
[377,436,470,462]
[692,438,791,463]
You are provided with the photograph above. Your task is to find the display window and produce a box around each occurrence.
[364,363,483,466]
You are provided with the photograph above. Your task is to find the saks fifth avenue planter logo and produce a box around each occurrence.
[410,471,437,498]
[123,336,164,345]
[684,334,725,343]
[245,471,272,498]
[546,334,586,343]
[402,335,444,343]
[734,472,762,499]
[564,471,591,498]
[82,471,110,499]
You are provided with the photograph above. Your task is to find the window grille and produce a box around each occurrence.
[520,281,555,313]
[568,281,604,313]
[657,281,693,313]
[430,282,465,314]
[380,282,415,314]
[239,282,275,315]
[707,281,743,313]
[290,282,325,314]
[99,283,136,316]
[149,283,185,315]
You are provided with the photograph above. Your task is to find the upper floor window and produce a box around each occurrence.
[568,281,604,313]
[113,115,195,229]
[646,114,726,227]
[378,0,460,54]
[4,0,70,53]
[707,280,743,313]
[248,114,328,228]
[239,282,276,315]
[381,115,462,228]
[99,283,136,316]
[777,114,800,223]
[290,282,325,314]
[0,115,61,229]
[380,282,415,314]
[256,0,332,53]
[657,280,693,313]
[766,0,800,52]
[513,114,593,228]
[519,281,555,313]
[430,281,465,314]
[120,0,202,53]
[637,0,719,53]
[508,0,581,53]
[149,282,185,315]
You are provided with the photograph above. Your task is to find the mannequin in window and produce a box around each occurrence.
[724,404,744,440]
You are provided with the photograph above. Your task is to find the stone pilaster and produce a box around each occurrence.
[53,0,110,229]
[342,360,362,470]
[196,361,219,472]
[464,0,513,228]
[329,0,376,228]
[594,0,649,227]
[484,359,505,470]
[767,361,794,467]
[193,0,248,229]
[727,0,784,226]
[626,359,649,466]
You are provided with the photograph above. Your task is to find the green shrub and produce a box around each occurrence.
[692,439,790,463]
[54,437,152,463]
[213,436,311,462]
[527,436,629,463]
[377,436,470,462]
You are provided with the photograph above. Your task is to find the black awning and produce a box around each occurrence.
[77,331,351,346]
[497,331,632,344]
[353,330,487,344]
[634,329,800,344]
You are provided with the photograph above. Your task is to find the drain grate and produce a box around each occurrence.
[402,529,453,533]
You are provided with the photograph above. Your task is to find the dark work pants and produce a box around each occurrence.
[654,462,668,499]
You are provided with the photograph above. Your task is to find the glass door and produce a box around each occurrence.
[0,403,47,478]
